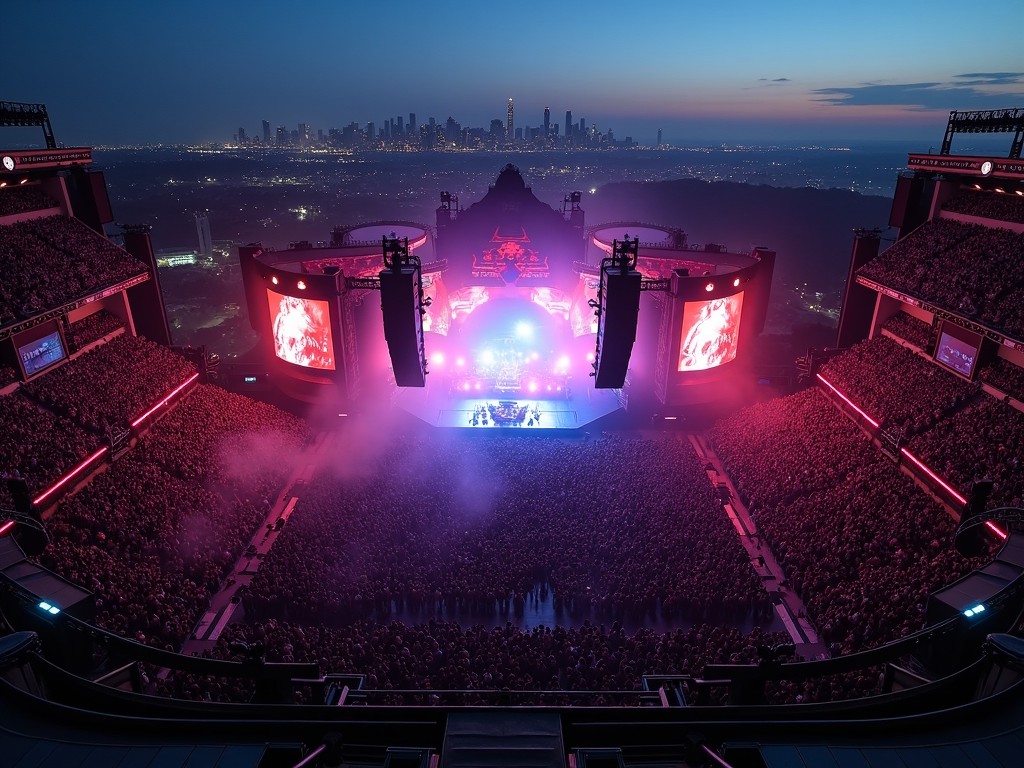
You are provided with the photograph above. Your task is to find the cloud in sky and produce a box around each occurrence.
[812,74,1024,111]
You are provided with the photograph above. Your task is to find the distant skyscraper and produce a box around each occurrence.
[298,123,310,146]
[262,120,271,144]
[543,107,550,137]
[276,125,287,146]
[657,128,662,147]
[397,115,404,136]
[409,113,416,134]
[565,110,572,141]
[507,98,514,143]
[237,126,247,145]
[195,211,212,257]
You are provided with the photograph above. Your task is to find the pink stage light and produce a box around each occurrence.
[733,277,741,287]
[0,520,15,537]
[271,275,279,285]
[474,382,481,390]
[816,373,880,429]
[528,381,538,393]
[986,521,1008,540]
[899,447,968,506]
[462,382,471,391]
[705,282,714,292]
[131,372,200,428]
[456,357,465,367]
[430,352,444,367]
[585,352,595,362]
[297,280,307,290]
[33,446,109,506]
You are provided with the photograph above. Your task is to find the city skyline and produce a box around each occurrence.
[3,0,1024,146]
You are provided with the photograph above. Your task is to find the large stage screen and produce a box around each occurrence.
[933,321,981,378]
[267,289,336,370]
[677,293,744,372]
[18,327,66,376]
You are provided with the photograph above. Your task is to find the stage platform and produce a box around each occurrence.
[394,381,623,431]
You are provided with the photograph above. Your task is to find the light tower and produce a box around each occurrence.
[507,98,514,144]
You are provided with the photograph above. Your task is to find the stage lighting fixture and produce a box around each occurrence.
[515,321,533,339]
[481,350,495,365]
[456,357,465,367]
[474,382,481,390]
[430,352,444,366]
[271,275,279,285]
[297,280,307,290]
[558,355,571,370]
[705,282,714,292]
[586,352,595,362]
[733,277,741,287]
[528,381,538,393]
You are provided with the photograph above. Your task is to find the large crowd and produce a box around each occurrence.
[943,190,1024,225]
[709,387,987,656]
[0,390,102,510]
[980,356,1024,403]
[0,214,145,325]
[819,334,977,436]
[0,185,58,218]
[241,434,770,627]
[38,382,311,649]
[66,310,126,351]
[881,311,932,351]
[21,332,196,435]
[858,218,1024,340]
[908,394,1024,510]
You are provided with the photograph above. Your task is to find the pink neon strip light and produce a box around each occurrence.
[899,447,968,506]
[131,373,199,428]
[0,520,15,536]
[816,374,880,428]
[986,521,1008,540]
[33,446,109,506]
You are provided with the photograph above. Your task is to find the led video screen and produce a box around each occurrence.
[18,328,66,376]
[934,322,981,378]
[267,289,336,370]
[677,292,744,372]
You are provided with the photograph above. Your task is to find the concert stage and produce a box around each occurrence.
[394,382,623,431]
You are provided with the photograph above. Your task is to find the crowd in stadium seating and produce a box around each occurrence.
[819,334,977,436]
[709,387,984,656]
[66,310,126,351]
[859,218,1024,340]
[0,185,58,218]
[39,383,311,649]
[0,391,102,510]
[0,215,145,324]
[980,356,1024,403]
[22,333,196,435]
[164,619,790,705]
[881,311,932,351]
[943,190,1024,225]
[239,434,769,629]
[908,395,1024,509]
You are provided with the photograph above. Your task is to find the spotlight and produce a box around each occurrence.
[456,357,465,367]
[705,282,714,292]
[462,382,471,391]
[271,275,279,285]
[733,277,741,287]
[585,352,595,362]
[481,349,495,365]
[297,280,307,290]
[430,352,444,367]
[474,382,481,390]
[515,321,533,339]
[528,381,538,393]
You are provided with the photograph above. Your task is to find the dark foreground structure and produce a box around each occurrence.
[2,104,1024,767]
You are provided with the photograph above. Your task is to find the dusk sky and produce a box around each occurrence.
[4,0,1024,146]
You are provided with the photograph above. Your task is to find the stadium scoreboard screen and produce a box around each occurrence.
[266,288,336,370]
[933,321,982,378]
[677,292,744,372]
[16,322,67,377]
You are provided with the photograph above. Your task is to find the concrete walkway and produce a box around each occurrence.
[688,433,830,661]
[180,429,331,656]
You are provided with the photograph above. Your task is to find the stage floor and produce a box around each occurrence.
[394,381,623,431]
